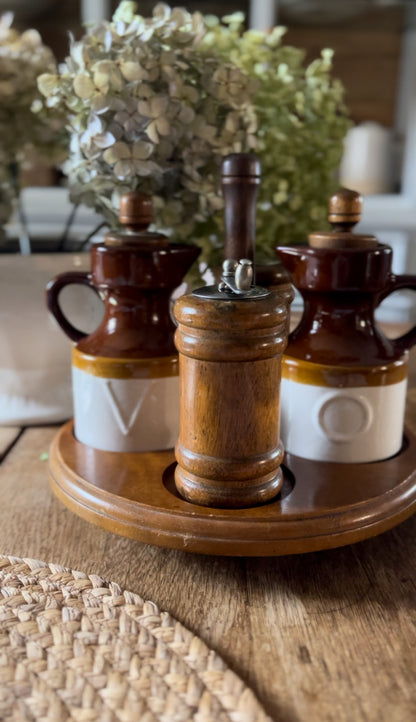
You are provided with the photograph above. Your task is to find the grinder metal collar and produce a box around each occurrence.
[193,259,270,301]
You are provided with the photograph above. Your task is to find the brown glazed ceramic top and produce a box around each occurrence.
[80,193,200,358]
[46,192,200,358]
[79,243,199,359]
[277,243,392,293]
[276,189,416,366]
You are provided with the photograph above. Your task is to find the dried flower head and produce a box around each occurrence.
[38,1,350,270]
[38,1,257,259]
[199,14,351,259]
[0,12,67,222]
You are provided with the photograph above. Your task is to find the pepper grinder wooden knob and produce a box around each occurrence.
[222,153,261,263]
[173,274,288,508]
[222,153,295,310]
[308,187,378,249]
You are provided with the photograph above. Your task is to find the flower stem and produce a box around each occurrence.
[10,162,31,255]
[57,202,79,251]
[78,221,108,250]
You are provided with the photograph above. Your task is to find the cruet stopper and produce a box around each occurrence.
[308,188,378,250]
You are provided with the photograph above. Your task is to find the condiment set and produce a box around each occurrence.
[46,156,416,555]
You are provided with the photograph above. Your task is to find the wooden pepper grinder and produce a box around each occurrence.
[173,156,289,508]
[277,187,416,463]
[46,192,199,453]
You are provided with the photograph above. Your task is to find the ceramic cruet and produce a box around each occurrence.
[276,188,416,463]
[46,191,200,453]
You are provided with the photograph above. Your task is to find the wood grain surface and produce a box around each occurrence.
[0,396,415,721]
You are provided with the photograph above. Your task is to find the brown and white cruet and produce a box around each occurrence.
[277,188,416,463]
[46,191,199,452]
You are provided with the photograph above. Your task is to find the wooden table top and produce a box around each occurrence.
[0,391,415,721]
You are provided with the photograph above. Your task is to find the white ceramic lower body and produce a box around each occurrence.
[281,377,408,463]
[72,366,179,452]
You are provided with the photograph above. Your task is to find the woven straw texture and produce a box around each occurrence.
[0,556,271,722]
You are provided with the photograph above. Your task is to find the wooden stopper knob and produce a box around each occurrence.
[173,291,288,509]
[328,187,363,226]
[105,191,169,247]
[308,187,378,250]
[222,153,261,263]
[119,191,153,230]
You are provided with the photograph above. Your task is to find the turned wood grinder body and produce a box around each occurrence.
[173,263,288,508]
[174,153,289,509]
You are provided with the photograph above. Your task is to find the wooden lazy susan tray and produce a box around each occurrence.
[48,420,416,556]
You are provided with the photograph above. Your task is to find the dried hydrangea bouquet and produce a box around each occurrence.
[38,1,350,275]
[0,12,65,249]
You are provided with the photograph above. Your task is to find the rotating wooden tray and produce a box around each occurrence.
[48,420,416,556]
[48,421,416,556]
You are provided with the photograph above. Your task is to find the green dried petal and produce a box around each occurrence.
[91,93,112,113]
[150,95,169,116]
[178,106,194,124]
[132,140,153,159]
[155,115,170,136]
[137,99,151,117]
[112,1,137,23]
[153,3,171,21]
[120,60,145,81]
[73,73,95,99]
[170,8,189,26]
[37,73,58,97]
[114,159,135,178]
[93,131,117,149]
[112,140,132,159]
[222,12,245,26]
[145,120,159,143]
[265,26,286,48]
[70,41,86,70]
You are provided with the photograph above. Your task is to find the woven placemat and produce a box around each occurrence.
[0,555,271,722]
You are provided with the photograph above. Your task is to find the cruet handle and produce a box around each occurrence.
[46,271,101,343]
[379,274,416,354]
